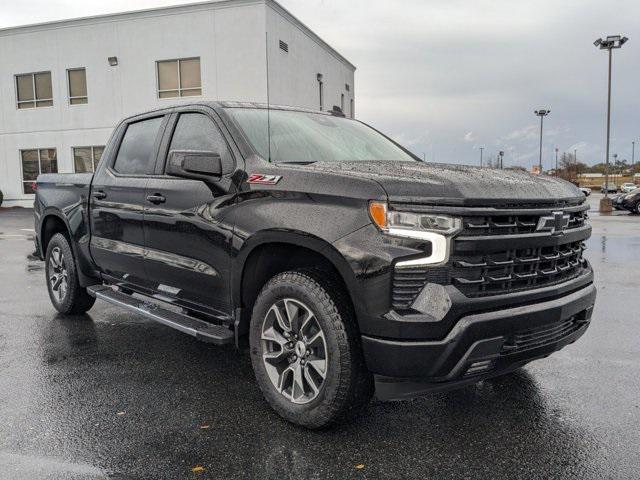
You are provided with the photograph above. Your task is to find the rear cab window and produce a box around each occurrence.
[113,117,164,175]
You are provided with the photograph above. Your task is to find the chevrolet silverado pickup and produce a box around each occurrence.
[34,102,596,428]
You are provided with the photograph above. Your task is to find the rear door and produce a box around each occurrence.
[90,114,168,288]
[143,107,240,318]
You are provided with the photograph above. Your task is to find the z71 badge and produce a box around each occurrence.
[247,174,282,185]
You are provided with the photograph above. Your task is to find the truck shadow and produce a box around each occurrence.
[34,315,605,479]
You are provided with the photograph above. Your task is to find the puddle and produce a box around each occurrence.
[26,252,44,273]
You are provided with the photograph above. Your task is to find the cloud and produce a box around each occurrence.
[463,131,476,142]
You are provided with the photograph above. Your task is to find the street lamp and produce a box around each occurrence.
[480,147,484,168]
[499,150,504,169]
[534,109,550,174]
[555,147,559,176]
[594,34,629,210]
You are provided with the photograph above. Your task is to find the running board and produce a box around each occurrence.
[87,285,234,345]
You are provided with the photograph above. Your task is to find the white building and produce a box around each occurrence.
[0,0,356,207]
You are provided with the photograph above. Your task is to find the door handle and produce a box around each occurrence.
[92,190,107,200]
[146,194,166,204]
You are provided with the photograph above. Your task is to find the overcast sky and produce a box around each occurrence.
[1,0,638,168]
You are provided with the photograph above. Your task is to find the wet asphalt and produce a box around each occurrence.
[0,195,639,480]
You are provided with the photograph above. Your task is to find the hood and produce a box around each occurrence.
[297,161,584,207]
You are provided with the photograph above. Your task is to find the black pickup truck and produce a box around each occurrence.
[34,102,596,428]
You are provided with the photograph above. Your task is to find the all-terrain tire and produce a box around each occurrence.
[249,268,373,429]
[45,233,96,314]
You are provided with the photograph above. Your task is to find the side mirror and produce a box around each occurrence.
[166,150,222,181]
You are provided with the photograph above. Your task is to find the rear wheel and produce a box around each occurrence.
[45,233,95,314]
[249,269,373,429]
[636,202,640,215]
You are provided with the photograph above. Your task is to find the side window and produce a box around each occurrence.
[168,113,233,173]
[113,117,164,175]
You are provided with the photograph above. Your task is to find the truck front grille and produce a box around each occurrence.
[461,210,587,236]
[450,241,587,297]
[390,202,591,310]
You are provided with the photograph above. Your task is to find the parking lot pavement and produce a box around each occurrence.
[0,203,639,480]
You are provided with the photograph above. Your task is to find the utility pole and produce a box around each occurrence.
[555,148,559,176]
[480,147,484,168]
[535,109,550,173]
[594,34,629,210]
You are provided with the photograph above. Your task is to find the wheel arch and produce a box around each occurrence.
[40,211,71,256]
[233,230,360,337]
[38,209,100,287]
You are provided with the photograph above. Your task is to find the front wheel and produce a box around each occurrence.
[249,269,373,429]
[45,233,96,314]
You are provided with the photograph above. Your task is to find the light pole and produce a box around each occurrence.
[574,149,578,181]
[555,147,559,176]
[535,109,550,174]
[499,151,504,169]
[594,35,629,210]
[480,147,484,168]
[632,141,635,176]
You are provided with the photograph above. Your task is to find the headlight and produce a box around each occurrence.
[387,211,461,235]
[369,201,462,266]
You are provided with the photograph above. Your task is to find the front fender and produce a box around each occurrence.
[231,228,361,311]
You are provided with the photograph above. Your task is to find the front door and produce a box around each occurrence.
[90,114,167,289]
[143,110,238,318]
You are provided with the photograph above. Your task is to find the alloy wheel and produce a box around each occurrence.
[48,246,68,302]
[261,298,328,404]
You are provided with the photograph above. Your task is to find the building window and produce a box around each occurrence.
[68,68,88,105]
[341,93,345,112]
[350,98,354,118]
[21,148,57,193]
[156,58,201,98]
[345,83,350,92]
[73,146,104,173]
[279,40,289,53]
[16,72,53,109]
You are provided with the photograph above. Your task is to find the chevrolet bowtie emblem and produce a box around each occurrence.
[536,211,570,235]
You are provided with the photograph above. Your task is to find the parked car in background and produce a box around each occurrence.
[622,188,640,214]
[601,183,618,194]
[622,183,638,193]
[580,187,592,197]
[612,193,628,210]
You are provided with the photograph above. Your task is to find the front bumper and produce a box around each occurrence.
[363,282,596,400]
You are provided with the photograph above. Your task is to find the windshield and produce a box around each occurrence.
[226,108,416,163]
